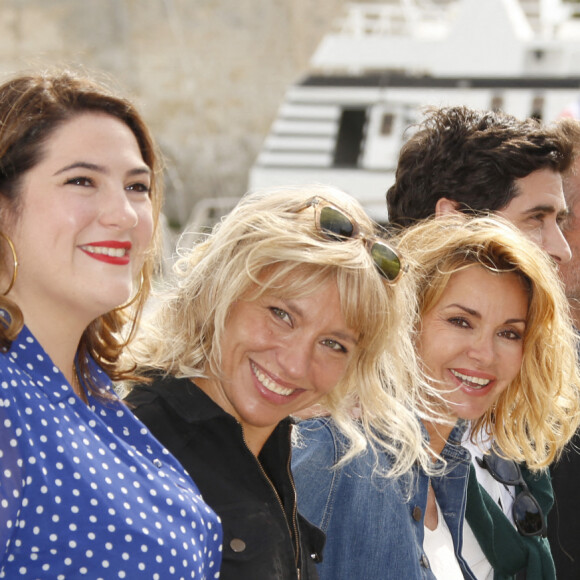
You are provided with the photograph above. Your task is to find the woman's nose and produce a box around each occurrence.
[276,337,312,379]
[467,333,495,366]
[99,187,138,230]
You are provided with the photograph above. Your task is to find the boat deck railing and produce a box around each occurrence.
[331,1,455,37]
[332,0,580,39]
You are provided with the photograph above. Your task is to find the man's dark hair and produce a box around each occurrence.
[386,106,573,228]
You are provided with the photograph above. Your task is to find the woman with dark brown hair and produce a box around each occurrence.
[0,70,222,579]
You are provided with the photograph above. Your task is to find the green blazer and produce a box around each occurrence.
[465,462,554,580]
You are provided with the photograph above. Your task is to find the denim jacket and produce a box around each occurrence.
[292,417,476,580]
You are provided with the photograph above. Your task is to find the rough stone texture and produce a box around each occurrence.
[0,0,347,227]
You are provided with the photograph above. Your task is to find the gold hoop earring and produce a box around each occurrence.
[0,232,18,296]
[113,271,144,312]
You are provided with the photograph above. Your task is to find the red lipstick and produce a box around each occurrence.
[79,241,132,265]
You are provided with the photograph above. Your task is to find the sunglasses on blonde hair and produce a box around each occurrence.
[298,197,403,283]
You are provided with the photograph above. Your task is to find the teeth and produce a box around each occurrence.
[82,246,127,258]
[251,362,295,396]
[450,369,491,388]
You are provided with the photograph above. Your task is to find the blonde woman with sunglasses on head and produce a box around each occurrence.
[293,215,580,580]
[123,184,431,580]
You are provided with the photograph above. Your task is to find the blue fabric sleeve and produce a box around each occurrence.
[293,418,433,580]
[0,394,24,559]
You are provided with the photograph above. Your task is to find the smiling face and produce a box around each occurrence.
[195,278,358,455]
[498,168,571,264]
[417,266,528,427]
[4,112,153,333]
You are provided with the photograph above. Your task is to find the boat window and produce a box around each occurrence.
[333,108,367,167]
[491,95,504,112]
[381,113,394,135]
[531,96,544,121]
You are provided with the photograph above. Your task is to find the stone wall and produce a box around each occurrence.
[0,0,347,227]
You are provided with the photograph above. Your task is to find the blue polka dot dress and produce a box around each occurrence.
[0,324,223,579]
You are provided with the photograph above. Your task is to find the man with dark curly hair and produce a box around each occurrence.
[386,105,573,264]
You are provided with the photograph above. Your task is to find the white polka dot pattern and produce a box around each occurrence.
[0,325,223,579]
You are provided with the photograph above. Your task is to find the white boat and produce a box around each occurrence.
[249,0,580,221]
[192,0,580,227]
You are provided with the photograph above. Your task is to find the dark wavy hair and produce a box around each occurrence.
[0,69,163,395]
[387,106,573,228]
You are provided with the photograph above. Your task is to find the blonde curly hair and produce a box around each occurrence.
[396,213,580,470]
[126,184,433,476]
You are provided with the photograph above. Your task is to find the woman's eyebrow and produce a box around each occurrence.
[53,161,150,177]
[446,303,526,326]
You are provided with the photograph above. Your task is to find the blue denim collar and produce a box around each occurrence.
[420,418,470,463]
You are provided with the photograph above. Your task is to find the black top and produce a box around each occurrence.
[125,374,325,580]
[546,335,580,580]
[547,429,580,580]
